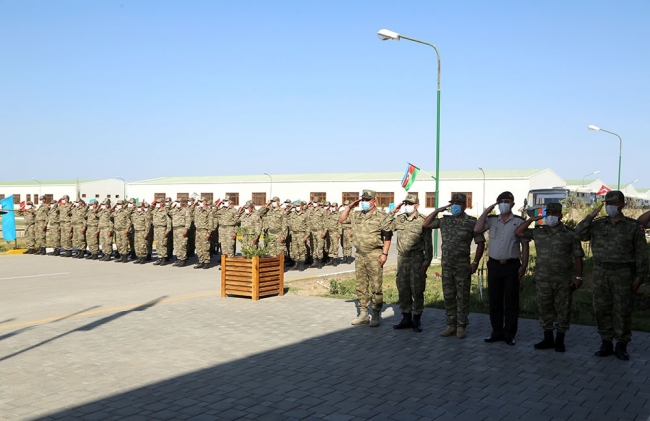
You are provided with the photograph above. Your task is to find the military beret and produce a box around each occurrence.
[605,190,625,203]
[89,198,98,204]
[496,191,514,202]
[272,196,280,202]
[405,193,420,204]
[546,202,562,212]
[449,193,466,203]
[361,189,376,199]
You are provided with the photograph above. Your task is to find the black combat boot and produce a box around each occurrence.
[412,314,423,332]
[317,258,323,269]
[595,340,614,357]
[153,259,162,266]
[310,258,320,269]
[40,247,46,255]
[332,258,339,267]
[298,261,306,272]
[23,248,33,254]
[91,254,99,260]
[64,250,72,258]
[52,248,60,256]
[176,259,186,267]
[554,332,566,353]
[123,255,130,263]
[194,263,205,269]
[615,342,629,361]
[393,313,413,330]
[160,257,169,266]
[534,331,555,350]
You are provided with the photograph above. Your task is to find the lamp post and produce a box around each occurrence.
[581,170,600,188]
[378,28,441,258]
[588,125,622,190]
[263,172,273,200]
[115,176,126,200]
[32,178,42,197]
[478,167,485,212]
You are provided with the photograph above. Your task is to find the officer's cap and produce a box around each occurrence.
[496,191,514,202]
[605,190,625,203]
[361,189,376,200]
[546,202,562,212]
[449,193,466,204]
[405,193,420,204]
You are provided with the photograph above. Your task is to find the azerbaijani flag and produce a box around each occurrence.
[401,163,420,191]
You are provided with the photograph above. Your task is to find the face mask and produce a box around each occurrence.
[245,208,250,214]
[323,206,329,211]
[403,205,414,214]
[450,204,463,216]
[137,207,143,212]
[88,205,93,210]
[50,204,55,208]
[272,202,278,208]
[100,205,106,210]
[313,203,319,208]
[546,215,560,227]
[116,205,122,210]
[498,203,511,214]
[605,205,620,217]
[360,201,371,211]
[339,207,345,212]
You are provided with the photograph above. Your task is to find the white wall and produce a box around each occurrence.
[0,179,125,203]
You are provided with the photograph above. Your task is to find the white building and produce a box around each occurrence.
[0,179,126,205]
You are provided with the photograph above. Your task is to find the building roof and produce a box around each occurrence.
[131,169,550,185]
[565,179,598,186]
[0,179,99,186]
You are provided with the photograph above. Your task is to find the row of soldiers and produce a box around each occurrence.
[19,195,356,269]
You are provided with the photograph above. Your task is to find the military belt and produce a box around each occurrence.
[398,250,424,257]
[595,261,632,271]
[489,257,520,265]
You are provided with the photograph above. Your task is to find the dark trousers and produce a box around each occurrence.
[487,258,521,339]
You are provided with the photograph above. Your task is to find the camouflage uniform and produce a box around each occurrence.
[71,203,87,256]
[131,205,152,261]
[325,203,341,264]
[289,204,309,266]
[430,213,485,329]
[307,200,326,263]
[59,199,73,254]
[98,201,114,259]
[237,202,262,252]
[112,202,132,260]
[217,200,238,257]
[340,201,353,262]
[193,202,215,265]
[35,199,49,253]
[172,202,192,262]
[152,203,171,264]
[85,203,101,258]
[20,203,36,252]
[47,203,61,254]
[259,199,288,257]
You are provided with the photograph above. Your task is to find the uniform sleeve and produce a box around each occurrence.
[574,215,594,241]
[429,218,441,230]
[634,224,649,284]
[571,235,585,259]
[521,228,535,242]
[423,226,433,267]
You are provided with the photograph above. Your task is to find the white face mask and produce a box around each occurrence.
[137,207,143,212]
[339,207,345,212]
[313,203,319,207]
[100,205,106,210]
[498,203,511,214]
[281,203,287,209]
[116,205,122,210]
[50,204,56,208]
[88,205,93,210]
[221,203,228,208]
[546,215,560,227]
[272,202,278,208]
[245,208,250,214]
[403,205,414,214]
[606,205,620,217]
[25,205,32,210]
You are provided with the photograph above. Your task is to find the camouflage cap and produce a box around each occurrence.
[200,197,210,202]
[245,200,254,207]
[312,196,321,203]
[449,193,466,203]
[284,199,292,204]
[496,191,515,202]
[62,195,70,200]
[26,200,33,205]
[605,190,625,203]
[128,198,136,203]
[39,195,47,201]
[179,198,188,203]
[272,196,280,202]
[361,189,376,200]
[324,201,331,206]
[300,201,307,206]
[546,202,562,212]
[331,202,339,207]
[344,200,350,206]
[165,197,172,202]
[223,195,232,201]
[103,198,111,205]
[115,199,124,205]
[405,193,419,204]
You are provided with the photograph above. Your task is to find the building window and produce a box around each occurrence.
[107,195,111,198]
[44,194,54,203]
[81,194,86,198]
[35,192,39,201]
[342,192,358,204]
[177,193,189,200]
[252,192,266,206]
[95,194,100,198]
[451,192,473,209]
[376,192,394,207]
[26,194,31,202]
[154,193,166,202]
[13,195,21,205]
[115,195,120,199]
[0,194,4,199]
[201,193,214,203]
[426,192,437,208]
[310,192,326,202]
[226,193,239,206]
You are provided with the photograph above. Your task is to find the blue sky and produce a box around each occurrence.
[1,1,648,188]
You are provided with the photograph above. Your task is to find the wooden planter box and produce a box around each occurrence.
[220,254,285,301]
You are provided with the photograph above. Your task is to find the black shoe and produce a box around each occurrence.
[554,332,566,353]
[133,258,141,264]
[91,254,99,260]
[202,263,210,269]
[534,331,555,350]
[40,247,47,255]
[153,259,161,266]
[123,256,130,263]
[412,314,422,332]
[595,340,614,357]
[393,313,413,330]
[160,258,169,266]
[484,333,504,343]
[615,342,629,361]
[505,338,516,346]
[145,255,152,261]
[194,263,205,269]
[23,248,33,254]
[332,258,339,267]
[176,260,186,267]
[103,255,112,261]
[298,261,305,272]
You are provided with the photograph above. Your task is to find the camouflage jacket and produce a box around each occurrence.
[429,214,485,262]
[289,210,309,233]
[325,211,341,234]
[260,207,287,236]
[238,210,262,236]
[21,209,36,227]
[152,207,172,230]
[384,211,433,265]
[47,205,60,225]
[131,209,152,232]
[59,203,73,224]
[217,206,238,227]
[98,208,113,230]
[193,207,215,231]
[522,224,584,280]
[113,209,131,231]
[307,207,326,232]
[86,209,100,227]
[35,205,49,225]
[350,208,392,254]
[71,206,87,227]
[172,206,192,230]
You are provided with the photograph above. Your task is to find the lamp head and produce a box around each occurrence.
[377,29,400,41]
[588,125,601,131]
[594,170,600,175]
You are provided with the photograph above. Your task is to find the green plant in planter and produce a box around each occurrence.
[236,226,274,259]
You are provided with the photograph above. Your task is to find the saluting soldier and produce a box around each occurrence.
[152,200,172,266]
[193,198,215,269]
[35,196,49,255]
[131,201,152,264]
[47,201,61,256]
[127,198,137,260]
[307,197,326,269]
[340,200,353,264]
[59,195,74,257]
[237,200,262,252]
[20,200,37,254]
[325,202,341,266]
[172,198,192,267]
[85,199,101,260]
[259,196,288,258]
[112,200,132,263]
[98,199,114,260]
[216,196,238,259]
[289,201,310,271]
[71,199,88,258]
[575,191,649,360]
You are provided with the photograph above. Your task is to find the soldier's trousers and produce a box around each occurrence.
[153,226,168,259]
[146,225,153,257]
[134,230,148,258]
[341,228,353,257]
[72,225,86,252]
[187,223,196,257]
[86,225,100,255]
[173,229,188,260]
[47,224,61,249]
[327,231,339,258]
[196,229,211,264]
[128,229,136,257]
[397,253,426,315]
[290,231,307,262]
[115,230,129,255]
[35,224,47,249]
[266,231,285,258]
[24,224,35,249]
[99,228,113,255]
[487,258,521,339]
[593,264,634,343]
[166,228,174,259]
[60,223,73,250]
[219,226,236,257]
[442,260,472,327]
[355,249,384,313]
[310,231,324,259]
[535,277,572,332]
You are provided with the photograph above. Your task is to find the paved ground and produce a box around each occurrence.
[1,252,650,421]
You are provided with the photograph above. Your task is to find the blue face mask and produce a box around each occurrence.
[450,204,463,216]
[360,201,371,211]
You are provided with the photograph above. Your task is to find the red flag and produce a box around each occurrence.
[596,185,611,195]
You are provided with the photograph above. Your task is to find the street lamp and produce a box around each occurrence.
[588,125,622,190]
[32,178,42,197]
[478,167,486,212]
[263,172,273,199]
[115,176,126,200]
[581,170,600,187]
[378,28,441,258]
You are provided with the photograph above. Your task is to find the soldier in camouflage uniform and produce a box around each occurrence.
[47,201,61,256]
[515,202,584,352]
[325,202,342,266]
[71,199,88,258]
[339,189,393,327]
[112,200,132,263]
[98,199,114,260]
[172,198,192,267]
[186,197,197,258]
[193,198,215,269]
[127,198,137,259]
[216,196,238,259]
[282,200,294,265]
[165,198,174,260]
[340,200,353,264]
[424,193,485,339]
[259,196,288,258]
[35,196,49,255]
[237,200,262,252]
[152,201,172,266]
[289,201,309,271]
[575,190,649,360]
[59,195,74,257]
[85,199,101,259]
[20,201,37,254]
[131,201,152,264]
[386,193,433,332]
[307,197,326,269]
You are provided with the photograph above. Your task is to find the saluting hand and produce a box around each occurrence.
[590,203,604,218]
[485,202,498,213]
[350,198,361,208]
